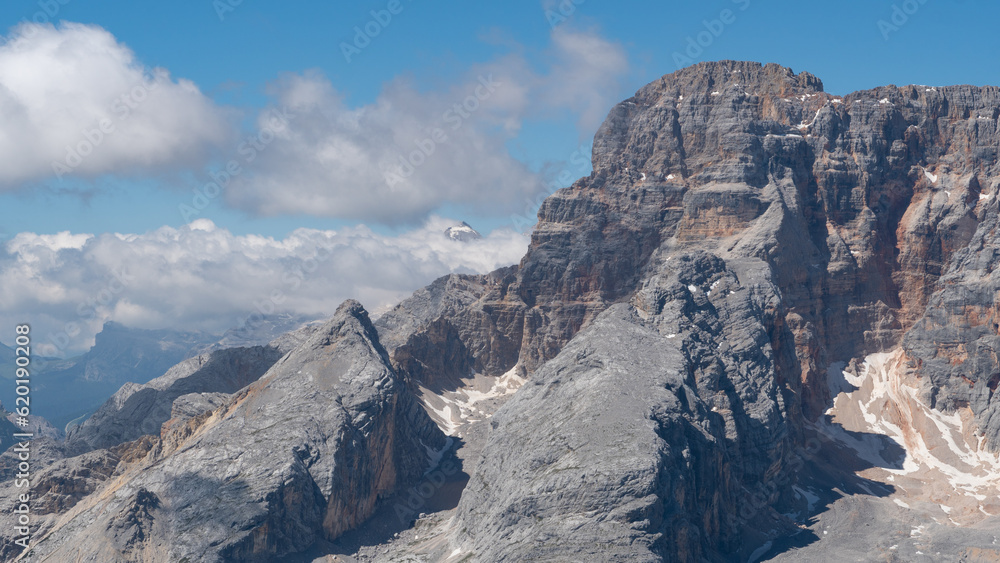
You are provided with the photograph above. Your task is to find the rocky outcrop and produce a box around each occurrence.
[375,268,523,387]
[66,345,285,451]
[455,283,792,561]
[23,300,447,562]
[65,320,322,453]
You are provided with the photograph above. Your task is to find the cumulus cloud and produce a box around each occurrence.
[0,220,528,356]
[0,23,626,225]
[0,22,232,186]
[224,28,629,223]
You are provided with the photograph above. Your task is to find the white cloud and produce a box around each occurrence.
[543,28,631,131]
[0,22,232,186]
[0,23,627,225]
[224,29,629,223]
[0,220,529,356]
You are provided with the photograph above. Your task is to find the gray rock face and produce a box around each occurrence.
[454,249,798,561]
[375,268,521,388]
[26,300,447,562]
[380,61,1000,561]
[65,321,323,453]
[66,345,285,451]
[453,307,732,562]
[901,195,1000,445]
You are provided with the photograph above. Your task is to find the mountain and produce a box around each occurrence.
[12,301,446,562]
[371,61,1000,561]
[1,322,219,430]
[65,345,286,451]
[444,221,482,242]
[9,61,1000,561]
[199,312,324,352]
[64,319,321,452]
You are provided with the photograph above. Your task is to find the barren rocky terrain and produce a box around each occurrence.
[7,61,1000,562]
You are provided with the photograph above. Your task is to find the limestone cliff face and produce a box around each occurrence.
[375,61,1000,561]
[387,60,1000,426]
[901,187,1000,444]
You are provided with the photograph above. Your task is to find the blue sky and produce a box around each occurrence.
[3,0,1000,353]
[3,0,1000,238]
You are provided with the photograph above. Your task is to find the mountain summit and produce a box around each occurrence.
[443,221,482,242]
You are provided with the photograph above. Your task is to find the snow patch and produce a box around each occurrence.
[923,168,938,183]
[819,349,1000,519]
[706,279,721,296]
[420,367,527,436]
[797,107,824,130]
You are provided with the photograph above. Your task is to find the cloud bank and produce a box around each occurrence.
[0,220,528,356]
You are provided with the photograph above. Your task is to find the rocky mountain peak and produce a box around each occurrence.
[18,298,447,561]
[444,221,482,242]
[377,61,1000,560]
